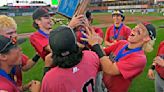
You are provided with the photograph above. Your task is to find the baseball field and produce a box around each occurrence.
[14,12,164,92]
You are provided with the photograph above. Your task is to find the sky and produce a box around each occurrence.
[0,0,52,6]
[0,0,7,6]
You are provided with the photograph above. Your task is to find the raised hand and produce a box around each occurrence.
[29,80,41,92]
[147,69,155,80]
[154,56,164,67]
[68,15,85,29]
[80,26,102,46]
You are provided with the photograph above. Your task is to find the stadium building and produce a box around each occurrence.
[0,0,58,16]
[89,0,159,11]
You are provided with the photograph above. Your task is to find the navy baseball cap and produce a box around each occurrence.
[112,10,124,16]
[32,7,55,20]
[49,26,78,57]
[142,22,156,40]
[112,10,125,21]
[0,35,17,53]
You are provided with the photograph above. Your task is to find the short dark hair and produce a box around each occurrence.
[86,10,92,20]
[52,48,83,68]
[85,10,93,23]
[33,21,40,29]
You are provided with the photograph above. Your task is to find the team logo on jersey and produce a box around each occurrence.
[73,67,79,73]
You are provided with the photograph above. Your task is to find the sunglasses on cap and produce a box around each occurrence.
[0,37,18,53]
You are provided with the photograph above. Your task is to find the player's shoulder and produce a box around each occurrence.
[0,76,12,88]
[30,31,46,41]
[43,68,60,80]
[93,27,101,30]
[82,50,98,58]
[106,24,114,30]
[159,41,164,46]
[82,50,99,63]
[30,31,41,38]
[130,52,147,66]
[122,24,131,30]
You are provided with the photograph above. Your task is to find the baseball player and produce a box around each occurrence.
[30,7,86,74]
[104,10,131,47]
[76,10,104,49]
[30,7,85,60]
[0,15,40,91]
[41,26,100,92]
[30,7,55,61]
[148,41,164,92]
[0,35,40,92]
[82,22,156,92]
[75,11,104,92]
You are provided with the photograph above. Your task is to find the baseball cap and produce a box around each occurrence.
[49,26,78,57]
[142,22,156,40]
[32,7,55,20]
[0,35,17,53]
[112,10,125,21]
[112,10,124,16]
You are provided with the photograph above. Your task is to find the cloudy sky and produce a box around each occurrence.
[0,0,7,6]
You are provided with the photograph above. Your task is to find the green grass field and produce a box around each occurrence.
[15,12,164,92]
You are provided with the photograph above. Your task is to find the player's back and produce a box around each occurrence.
[41,50,100,92]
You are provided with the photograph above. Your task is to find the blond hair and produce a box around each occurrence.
[0,15,17,31]
[142,40,155,53]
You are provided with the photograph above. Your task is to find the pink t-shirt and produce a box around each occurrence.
[41,51,100,92]
[105,24,131,43]
[30,31,49,60]
[155,41,164,79]
[103,40,146,92]
[0,75,19,92]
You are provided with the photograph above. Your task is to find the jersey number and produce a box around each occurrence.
[82,78,94,92]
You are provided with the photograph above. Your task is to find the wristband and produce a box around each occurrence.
[91,44,105,58]
[43,67,51,75]
[150,65,155,70]
[32,54,40,63]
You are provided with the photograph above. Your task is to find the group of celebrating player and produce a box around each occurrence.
[0,7,163,92]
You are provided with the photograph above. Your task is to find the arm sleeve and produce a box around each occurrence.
[90,51,101,71]
[157,41,164,56]
[116,54,146,79]
[103,41,121,55]
[105,26,112,42]
[94,27,104,38]
[30,35,48,56]
[21,53,29,67]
